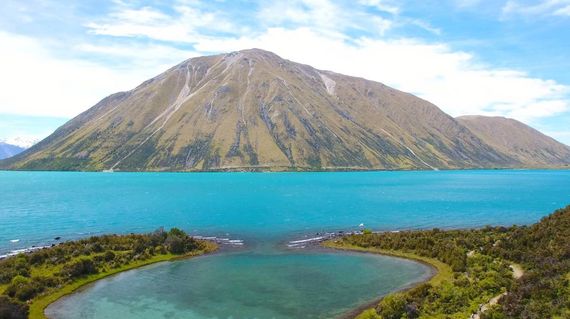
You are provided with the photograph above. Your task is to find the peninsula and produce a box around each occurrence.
[326,205,570,318]
[0,228,217,319]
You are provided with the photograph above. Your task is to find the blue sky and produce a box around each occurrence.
[0,0,569,146]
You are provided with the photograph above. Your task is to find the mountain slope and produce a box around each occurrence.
[1,49,567,171]
[457,115,570,167]
[0,142,25,160]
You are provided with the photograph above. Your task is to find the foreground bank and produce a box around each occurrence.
[0,228,217,319]
[326,205,570,318]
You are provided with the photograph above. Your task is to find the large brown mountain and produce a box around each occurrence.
[2,49,569,171]
[457,115,570,167]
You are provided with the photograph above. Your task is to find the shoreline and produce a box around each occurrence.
[33,239,443,319]
[1,167,569,174]
[31,241,218,319]
[322,241,453,319]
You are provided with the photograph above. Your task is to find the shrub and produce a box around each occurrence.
[376,293,407,319]
[4,276,58,302]
[166,236,186,254]
[60,258,97,279]
[0,296,28,319]
[103,251,116,262]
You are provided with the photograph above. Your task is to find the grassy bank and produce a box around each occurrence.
[322,241,452,287]
[326,238,515,318]
[0,229,217,319]
[30,242,216,319]
[323,241,454,319]
[324,205,570,319]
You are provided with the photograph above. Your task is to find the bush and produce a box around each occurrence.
[0,296,28,319]
[60,258,97,279]
[164,228,200,254]
[103,251,116,262]
[168,228,186,237]
[346,205,570,319]
[376,293,407,319]
[166,235,186,254]
[0,227,207,315]
[4,276,58,302]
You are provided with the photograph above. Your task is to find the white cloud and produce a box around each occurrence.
[554,4,570,15]
[257,0,343,31]
[1,136,39,148]
[195,27,570,122]
[75,42,195,65]
[0,31,193,117]
[1,1,569,130]
[89,0,401,43]
[502,0,570,17]
[404,18,442,35]
[357,0,400,15]
[85,4,238,42]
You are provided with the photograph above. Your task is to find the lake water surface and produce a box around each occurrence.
[1,170,569,318]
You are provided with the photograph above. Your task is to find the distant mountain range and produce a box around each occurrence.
[0,142,26,160]
[1,49,569,171]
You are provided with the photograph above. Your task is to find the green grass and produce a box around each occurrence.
[28,242,217,319]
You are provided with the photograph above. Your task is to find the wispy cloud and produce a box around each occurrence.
[194,27,569,122]
[554,4,570,15]
[358,0,400,15]
[0,0,569,144]
[0,31,189,117]
[502,0,570,17]
[85,3,240,42]
[86,0,431,42]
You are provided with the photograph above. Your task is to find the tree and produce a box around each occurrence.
[376,293,407,319]
[60,258,97,279]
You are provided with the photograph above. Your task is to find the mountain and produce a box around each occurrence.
[457,115,570,167]
[0,142,26,160]
[1,49,568,171]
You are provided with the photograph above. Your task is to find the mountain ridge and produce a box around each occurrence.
[2,49,569,171]
[457,115,570,167]
[0,142,26,160]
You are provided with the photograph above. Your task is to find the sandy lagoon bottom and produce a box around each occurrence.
[46,248,431,319]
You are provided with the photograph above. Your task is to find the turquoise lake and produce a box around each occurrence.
[1,170,570,318]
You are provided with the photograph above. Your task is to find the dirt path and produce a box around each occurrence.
[510,263,524,279]
[470,263,524,319]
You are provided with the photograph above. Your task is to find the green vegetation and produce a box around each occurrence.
[327,205,570,319]
[0,228,217,319]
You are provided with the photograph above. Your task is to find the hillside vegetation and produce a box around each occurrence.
[2,49,569,171]
[331,205,570,319]
[457,115,570,167]
[0,228,216,319]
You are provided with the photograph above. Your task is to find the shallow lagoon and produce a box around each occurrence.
[2,170,570,318]
[46,250,431,319]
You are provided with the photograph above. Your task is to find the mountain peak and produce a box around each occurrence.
[223,48,289,67]
[0,141,26,160]
[231,48,278,56]
[2,51,569,171]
